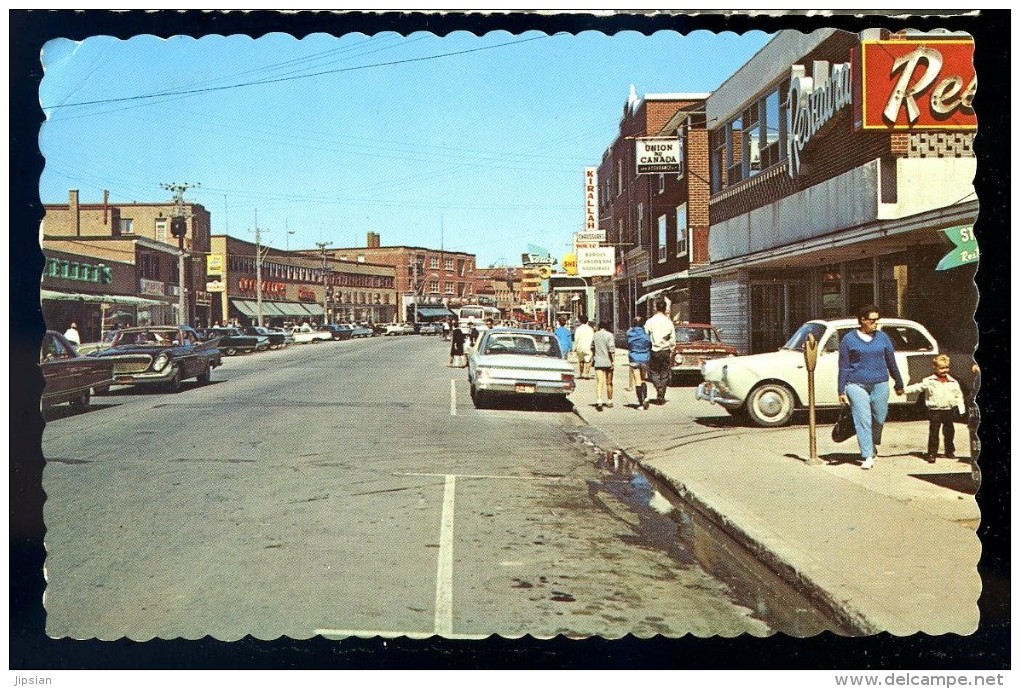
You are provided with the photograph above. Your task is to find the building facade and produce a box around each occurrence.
[474,266,521,315]
[329,233,481,321]
[696,29,977,356]
[595,90,712,333]
[40,237,181,343]
[42,189,214,327]
[209,235,398,327]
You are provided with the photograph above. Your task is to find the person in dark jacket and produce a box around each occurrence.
[626,317,653,410]
[838,305,905,470]
[448,320,467,367]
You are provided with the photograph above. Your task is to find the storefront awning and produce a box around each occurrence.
[257,301,285,316]
[415,307,456,318]
[231,299,259,317]
[41,289,170,307]
[302,304,324,317]
[635,286,672,305]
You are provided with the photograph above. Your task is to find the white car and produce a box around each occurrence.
[696,317,939,427]
[467,328,575,408]
[289,327,332,344]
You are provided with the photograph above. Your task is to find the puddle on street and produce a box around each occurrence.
[588,444,855,637]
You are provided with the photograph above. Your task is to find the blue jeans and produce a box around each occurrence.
[845,381,889,459]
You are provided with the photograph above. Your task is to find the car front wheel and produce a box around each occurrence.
[197,364,211,385]
[69,388,91,409]
[745,382,795,427]
[165,368,183,393]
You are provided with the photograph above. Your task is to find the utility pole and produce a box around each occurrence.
[316,241,332,325]
[161,182,200,326]
[250,211,269,327]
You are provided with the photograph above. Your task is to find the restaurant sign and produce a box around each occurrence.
[787,60,853,178]
[297,286,317,302]
[237,277,286,296]
[856,39,976,130]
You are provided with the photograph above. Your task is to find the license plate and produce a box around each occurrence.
[515,383,536,394]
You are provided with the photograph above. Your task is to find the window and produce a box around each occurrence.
[430,257,439,269]
[726,115,743,185]
[711,85,786,193]
[444,258,454,271]
[429,279,440,293]
[636,203,644,244]
[444,282,454,294]
[710,129,726,193]
[676,203,688,257]
[658,173,666,194]
[882,326,934,352]
[617,158,623,196]
[657,215,668,263]
[744,103,761,176]
[155,218,168,242]
[119,218,134,234]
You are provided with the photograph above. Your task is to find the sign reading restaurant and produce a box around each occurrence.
[635,137,682,175]
[787,60,853,178]
[856,38,976,130]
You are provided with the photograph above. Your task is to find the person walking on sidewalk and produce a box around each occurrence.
[903,354,967,463]
[572,315,595,380]
[591,321,615,411]
[644,299,675,404]
[553,315,573,360]
[838,305,905,470]
[626,316,652,410]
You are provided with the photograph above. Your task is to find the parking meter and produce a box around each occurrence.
[805,334,819,462]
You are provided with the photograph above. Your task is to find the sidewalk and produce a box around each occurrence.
[571,352,981,635]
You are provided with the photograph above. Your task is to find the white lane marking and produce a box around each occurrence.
[450,379,457,416]
[434,474,457,636]
[397,472,574,481]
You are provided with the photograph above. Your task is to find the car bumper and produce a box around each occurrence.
[112,366,178,385]
[476,379,575,396]
[696,382,743,409]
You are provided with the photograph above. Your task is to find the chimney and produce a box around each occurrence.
[69,189,80,236]
[367,231,380,248]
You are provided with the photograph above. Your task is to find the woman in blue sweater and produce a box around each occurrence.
[838,305,905,469]
[626,317,653,410]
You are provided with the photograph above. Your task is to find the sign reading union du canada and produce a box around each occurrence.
[856,38,976,130]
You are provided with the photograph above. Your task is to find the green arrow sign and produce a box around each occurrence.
[936,225,979,271]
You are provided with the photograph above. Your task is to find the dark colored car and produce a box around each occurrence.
[242,325,289,349]
[40,330,115,411]
[317,324,354,341]
[671,323,738,381]
[197,327,269,355]
[90,325,222,392]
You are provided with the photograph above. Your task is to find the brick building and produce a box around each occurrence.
[696,29,977,355]
[42,189,214,327]
[595,90,712,332]
[327,233,481,321]
[210,235,398,327]
[474,265,521,315]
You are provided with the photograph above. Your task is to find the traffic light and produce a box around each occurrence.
[170,216,187,238]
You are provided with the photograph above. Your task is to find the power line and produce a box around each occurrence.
[45,35,552,110]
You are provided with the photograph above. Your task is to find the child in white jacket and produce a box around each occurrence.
[903,354,966,463]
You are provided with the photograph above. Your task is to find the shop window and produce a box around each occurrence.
[657,215,668,263]
[821,269,843,319]
[676,203,688,257]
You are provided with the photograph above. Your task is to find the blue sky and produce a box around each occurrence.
[39,29,773,268]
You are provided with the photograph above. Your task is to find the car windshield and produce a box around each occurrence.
[111,329,177,346]
[482,333,562,358]
[782,322,827,351]
[675,327,719,344]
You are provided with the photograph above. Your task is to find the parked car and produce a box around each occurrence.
[467,328,575,408]
[90,325,222,392]
[198,327,270,355]
[40,330,115,411]
[348,324,374,338]
[418,322,443,335]
[671,323,738,381]
[317,324,354,341]
[696,317,940,427]
[74,329,120,356]
[382,322,413,336]
[266,327,296,347]
[288,326,333,344]
[242,325,289,349]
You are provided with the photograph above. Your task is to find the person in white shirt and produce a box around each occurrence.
[903,354,967,463]
[572,315,596,380]
[643,299,676,404]
[63,322,81,346]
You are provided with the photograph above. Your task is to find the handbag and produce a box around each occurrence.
[832,406,856,443]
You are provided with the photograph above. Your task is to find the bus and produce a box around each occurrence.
[454,304,501,327]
